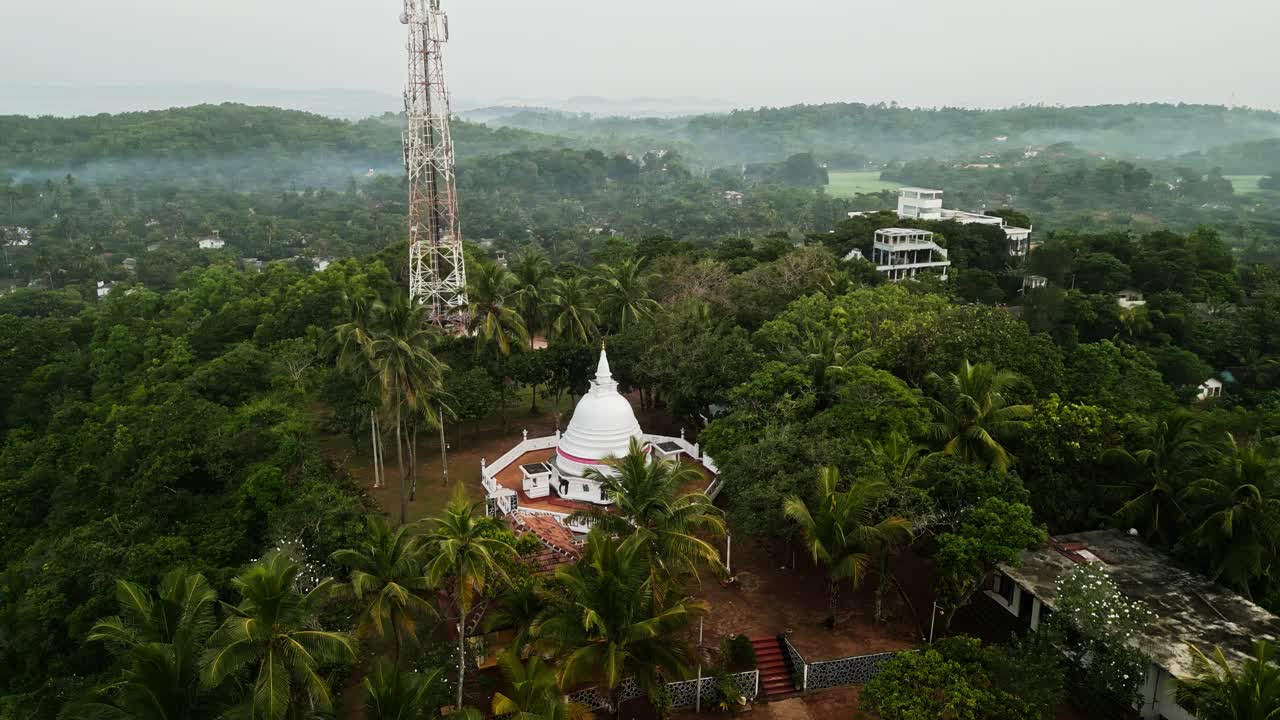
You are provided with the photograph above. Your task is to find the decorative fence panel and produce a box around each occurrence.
[804,651,899,691]
[663,670,759,709]
[563,671,757,713]
[782,635,809,691]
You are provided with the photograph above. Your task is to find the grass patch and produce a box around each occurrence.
[1227,175,1267,194]
[827,170,901,197]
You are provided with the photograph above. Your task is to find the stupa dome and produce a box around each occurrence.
[554,346,643,477]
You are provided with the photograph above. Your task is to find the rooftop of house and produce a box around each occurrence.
[505,512,580,574]
[1002,529,1280,678]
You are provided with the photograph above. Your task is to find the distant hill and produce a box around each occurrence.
[473,102,1280,168]
[0,83,402,120]
[1181,137,1280,174]
[0,104,573,188]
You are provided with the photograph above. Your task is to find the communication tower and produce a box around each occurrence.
[401,0,466,327]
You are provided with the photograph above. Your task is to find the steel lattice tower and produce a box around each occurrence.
[401,0,466,327]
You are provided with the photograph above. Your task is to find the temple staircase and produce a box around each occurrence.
[751,635,798,700]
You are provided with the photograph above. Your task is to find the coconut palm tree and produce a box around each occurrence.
[595,258,659,333]
[492,650,594,720]
[546,275,599,346]
[367,295,449,523]
[484,580,543,658]
[511,248,554,338]
[571,438,724,586]
[925,360,1033,473]
[74,569,217,720]
[783,466,914,628]
[360,656,446,720]
[467,261,529,428]
[421,489,516,710]
[800,323,870,409]
[332,288,386,489]
[200,550,357,720]
[533,532,706,718]
[330,516,435,663]
[1114,305,1154,345]
[1180,435,1279,597]
[1103,413,1208,546]
[1175,640,1280,719]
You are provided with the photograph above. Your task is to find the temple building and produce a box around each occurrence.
[481,346,720,536]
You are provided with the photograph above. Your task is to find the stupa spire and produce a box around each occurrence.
[595,343,614,385]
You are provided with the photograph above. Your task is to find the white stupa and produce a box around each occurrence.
[552,345,643,491]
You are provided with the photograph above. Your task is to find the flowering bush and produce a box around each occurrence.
[1050,562,1156,706]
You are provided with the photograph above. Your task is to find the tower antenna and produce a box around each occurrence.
[401,0,466,328]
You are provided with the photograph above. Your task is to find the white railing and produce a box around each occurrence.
[481,431,560,483]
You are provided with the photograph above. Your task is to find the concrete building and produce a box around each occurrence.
[896,187,945,220]
[1022,274,1048,292]
[1118,289,1147,309]
[993,530,1279,720]
[95,280,115,299]
[1197,377,1223,400]
[197,231,225,250]
[872,228,950,281]
[895,188,1033,257]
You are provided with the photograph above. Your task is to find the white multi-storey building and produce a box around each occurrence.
[872,228,951,281]
[896,187,944,220]
[895,188,1033,257]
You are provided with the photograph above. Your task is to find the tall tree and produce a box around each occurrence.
[595,258,659,333]
[330,516,436,663]
[200,551,357,720]
[76,570,217,720]
[510,248,554,339]
[368,294,449,523]
[572,438,725,586]
[422,489,516,710]
[783,466,914,628]
[1104,413,1208,545]
[925,360,1033,473]
[546,274,600,346]
[1175,640,1280,720]
[467,261,529,427]
[533,532,706,718]
[1181,435,1279,597]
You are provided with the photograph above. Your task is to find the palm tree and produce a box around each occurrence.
[421,489,516,709]
[332,288,386,489]
[595,258,659,333]
[533,532,706,718]
[863,432,928,488]
[468,261,529,357]
[467,261,529,428]
[1103,413,1208,545]
[75,569,217,720]
[1180,435,1279,597]
[1175,640,1280,719]
[1115,305,1154,345]
[925,359,1033,473]
[571,438,724,586]
[800,323,870,409]
[361,656,444,720]
[201,550,357,720]
[546,275,599,346]
[492,650,594,720]
[511,248,554,338]
[368,295,449,523]
[783,466,914,628]
[330,516,435,663]
[484,580,543,658]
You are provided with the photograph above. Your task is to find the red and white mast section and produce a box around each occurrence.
[401,0,466,327]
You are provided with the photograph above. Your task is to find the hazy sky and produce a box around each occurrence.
[3,0,1277,111]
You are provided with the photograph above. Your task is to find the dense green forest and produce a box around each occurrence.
[2,100,1279,720]
[473,102,1280,167]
